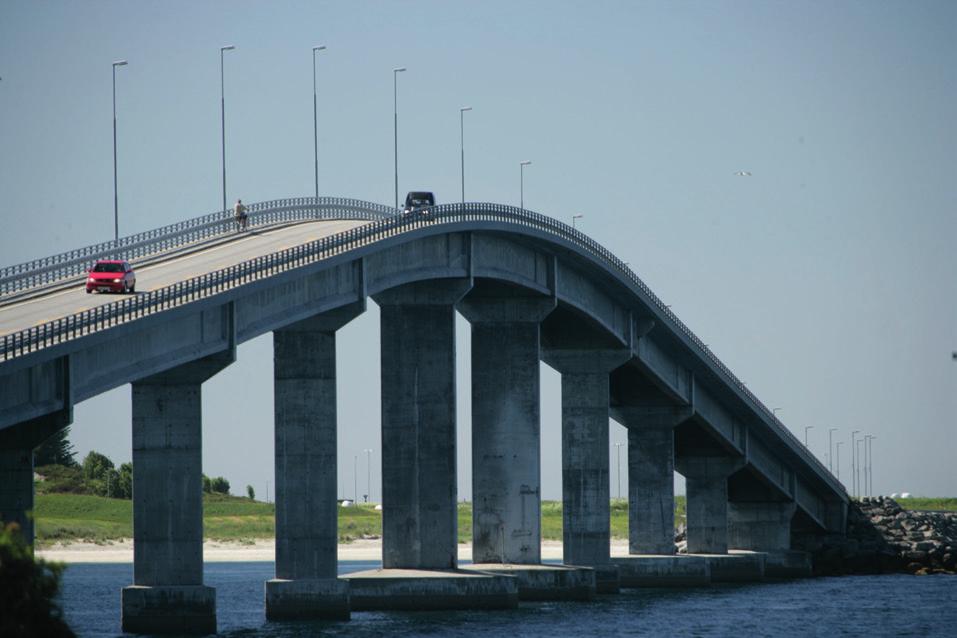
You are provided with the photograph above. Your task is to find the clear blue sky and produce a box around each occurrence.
[2,1,954,501]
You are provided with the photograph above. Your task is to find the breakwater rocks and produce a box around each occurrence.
[795,497,957,576]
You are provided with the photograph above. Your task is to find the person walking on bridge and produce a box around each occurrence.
[234,198,248,231]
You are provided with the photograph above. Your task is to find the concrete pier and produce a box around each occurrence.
[374,280,471,570]
[611,406,690,556]
[0,411,71,548]
[677,456,744,555]
[459,288,553,565]
[707,551,767,582]
[544,348,629,593]
[122,352,232,635]
[266,306,361,620]
[728,501,796,553]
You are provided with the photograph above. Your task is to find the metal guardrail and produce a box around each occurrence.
[0,201,840,491]
[0,197,396,298]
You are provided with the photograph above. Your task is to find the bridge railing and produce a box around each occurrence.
[0,197,396,299]
[0,201,839,489]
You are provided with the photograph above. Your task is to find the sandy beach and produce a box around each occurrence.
[37,538,632,564]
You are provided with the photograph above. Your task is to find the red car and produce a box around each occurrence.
[86,260,136,294]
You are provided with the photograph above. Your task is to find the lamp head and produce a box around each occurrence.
[393,67,406,73]
[520,160,531,166]
[221,45,236,52]
[113,60,128,67]
[314,45,327,52]
[460,106,472,112]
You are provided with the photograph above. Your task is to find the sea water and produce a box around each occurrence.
[58,561,957,637]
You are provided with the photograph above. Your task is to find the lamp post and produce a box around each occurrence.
[353,454,358,504]
[867,435,876,496]
[220,45,236,214]
[364,448,373,503]
[460,106,472,209]
[828,427,838,473]
[614,442,624,500]
[851,430,860,497]
[835,441,843,481]
[572,214,583,229]
[520,160,531,209]
[393,67,406,209]
[804,425,814,448]
[772,407,782,418]
[312,45,327,206]
[856,438,864,499]
[112,60,127,243]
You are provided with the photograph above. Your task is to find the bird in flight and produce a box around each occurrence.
[733,171,752,177]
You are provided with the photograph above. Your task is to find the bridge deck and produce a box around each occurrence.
[0,219,368,338]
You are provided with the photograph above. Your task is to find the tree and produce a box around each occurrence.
[202,474,212,494]
[0,523,75,637]
[210,477,230,495]
[115,463,133,499]
[81,451,115,497]
[33,427,78,468]
[246,485,255,500]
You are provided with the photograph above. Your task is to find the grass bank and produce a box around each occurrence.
[896,497,957,512]
[34,493,689,546]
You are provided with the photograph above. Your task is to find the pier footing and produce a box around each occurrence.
[343,569,519,611]
[705,551,766,582]
[265,578,350,620]
[121,585,216,635]
[465,564,595,601]
[613,555,711,587]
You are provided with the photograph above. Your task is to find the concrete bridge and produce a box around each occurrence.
[0,197,847,633]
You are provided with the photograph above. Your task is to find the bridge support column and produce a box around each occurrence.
[459,288,554,564]
[676,456,744,555]
[728,501,796,552]
[610,407,690,555]
[544,349,630,592]
[374,280,472,569]
[0,411,72,548]
[122,350,233,635]
[265,304,362,621]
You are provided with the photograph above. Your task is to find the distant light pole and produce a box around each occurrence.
[614,442,624,500]
[835,441,843,481]
[828,427,838,473]
[364,448,373,503]
[111,59,128,243]
[220,45,236,214]
[459,106,472,209]
[572,214,583,229]
[353,454,358,504]
[804,425,814,448]
[854,436,867,497]
[772,407,782,419]
[519,160,531,209]
[393,67,406,209]
[312,45,327,205]
[867,435,876,496]
[851,430,860,497]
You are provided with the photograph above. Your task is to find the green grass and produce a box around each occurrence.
[33,493,693,546]
[897,497,957,512]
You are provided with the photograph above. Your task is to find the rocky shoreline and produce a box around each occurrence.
[794,497,957,576]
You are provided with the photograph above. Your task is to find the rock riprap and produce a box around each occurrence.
[794,497,957,576]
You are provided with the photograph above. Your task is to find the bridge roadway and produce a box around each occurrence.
[0,199,848,632]
[0,219,368,337]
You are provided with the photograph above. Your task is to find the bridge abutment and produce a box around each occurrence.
[122,351,232,635]
[265,305,362,621]
[459,289,554,565]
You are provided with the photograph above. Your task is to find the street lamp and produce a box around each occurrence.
[572,214,583,229]
[851,430,860,497]
[835,441,843,481]
[856,438,864,499]
[353,454,358,503]
[828,427,838,473]
[460,106,472,210]
[312,45,327,206]
[772,407,782,418]
[220,45,236,214]
[112,60,127,243]
[804,425,814,448]
[614,442,624,500]
[867,435,876,496]
[520,160,531,209]
[364,448,373,503]
[393,67,406,209]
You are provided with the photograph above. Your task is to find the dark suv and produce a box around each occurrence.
[402,191,435,217]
